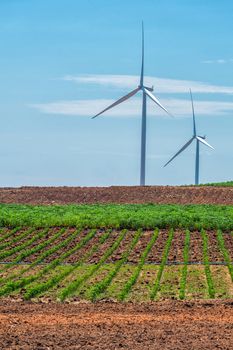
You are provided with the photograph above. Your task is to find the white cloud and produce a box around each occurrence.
[202,59,233,64]
[30,97,233,117]
[63,74,233,94]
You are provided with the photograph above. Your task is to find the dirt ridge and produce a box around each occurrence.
[0,185,232,205]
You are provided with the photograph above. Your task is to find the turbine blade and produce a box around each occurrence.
[140,21,144,87]
[189,89,196,136]
[92,87,140,119]
[196,136,214,149]
[164,137,195,167]
[144,88,173,117]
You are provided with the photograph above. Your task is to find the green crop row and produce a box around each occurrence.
[179,230,190,300]
[0,227,20,244]
[216,230,233,281]
[0,228,82,296]
[26,230,111,301]
[150,229,174,300]
[201,229,215,298]
[118,229,159,301]
[23,229,98,300]
[0,228,65,283]
[88,229,142,301]
[59,229,127,301]
[0,227,39,261]
[0,203,232,230]
[0,228,34,252]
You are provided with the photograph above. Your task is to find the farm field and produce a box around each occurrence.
[0,194,232,348]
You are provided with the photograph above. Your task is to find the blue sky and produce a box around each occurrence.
[0,0,232,186]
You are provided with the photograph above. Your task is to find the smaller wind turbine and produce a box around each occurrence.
[164,89,214,185]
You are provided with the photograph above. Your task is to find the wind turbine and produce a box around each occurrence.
[164,89,214,185]
[92,22,172,186]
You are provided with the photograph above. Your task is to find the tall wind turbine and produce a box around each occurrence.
[92,22,172,186]
[164,89,214,185]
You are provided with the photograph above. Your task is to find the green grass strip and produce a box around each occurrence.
[0,228,65,280]
[23,230,111,300]
[201,229,215,298]
[23,229,98,300]
[0,228,82,296]
[118,229,159,301]
[200,181,233,187]
[216,230,233,281]
[179,230,190,300]
[88,229,143,301]
[59,229,127,301]
[0,203,232,231]
[0,227,21,243]
[150,229,174,300]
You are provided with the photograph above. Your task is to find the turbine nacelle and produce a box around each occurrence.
[138,85,154,92]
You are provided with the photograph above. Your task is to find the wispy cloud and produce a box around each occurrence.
[202,59,233,64]
[63,74,233,94]
[30,97,233,117]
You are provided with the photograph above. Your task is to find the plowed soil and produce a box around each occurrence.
[0,300,232,350]
[0,185,233,204]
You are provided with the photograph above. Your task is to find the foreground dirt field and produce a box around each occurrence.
[0,300,232,349]
[0,185,233,205]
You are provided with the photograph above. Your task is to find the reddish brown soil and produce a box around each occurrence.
[0,300,232,349]
[167,230,185,262]
[189,232,203,262]
[223,233,233,261]
[146,229,169,263]
[0,185,233,204]
[127,231,153,263]
[207,231,225,262]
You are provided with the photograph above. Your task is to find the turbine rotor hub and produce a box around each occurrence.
[139,85,153,92]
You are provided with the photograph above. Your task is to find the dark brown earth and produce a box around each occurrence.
[0,300,232,349]
[0,185,233,205]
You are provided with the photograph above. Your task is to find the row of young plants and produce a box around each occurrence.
[216,230,233,281]
[0,228,45,262]
[0,203,232,230]
[179,230,191,300]
[0,227,232,301]
[23,228,101,300]
[88,229,143,301]
[118,229,159,301]
[0,228,83,296]
[0,228,65,282]
[31,231,113,301]
[0,227,34,252]
[201,229,215,298]
[150,229,174,300]
[0,227,21,244]
[58,229,128,301]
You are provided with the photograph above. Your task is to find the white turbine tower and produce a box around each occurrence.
[164,89,214,185]
[92,23,172,186]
